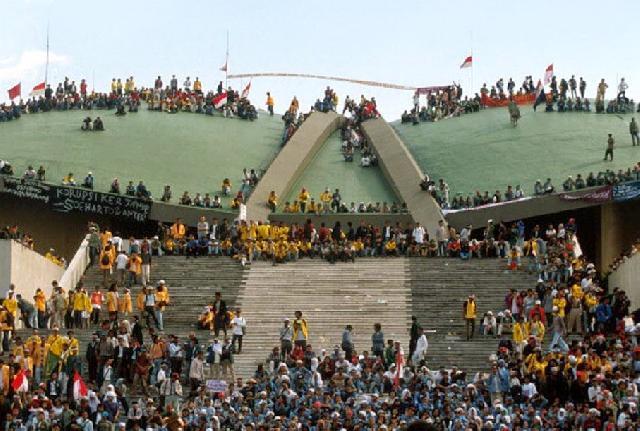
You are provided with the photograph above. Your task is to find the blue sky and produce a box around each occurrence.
[1,0,639,119]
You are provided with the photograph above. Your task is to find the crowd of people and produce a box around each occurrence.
[1,213,639,429]
[426,160,640,211]
[0,224,65,267]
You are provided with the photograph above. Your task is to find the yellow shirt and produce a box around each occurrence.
[553,297,567,318]
[464,300,476,319]
[67,337,80,356]
[49,336,67,357]
[119,292,132,313]
[73,292,88,311]
[298,191,310,204]
[320,191,332,205]
[34,291,46,312]
[106,291,119,312]
[2,298,17,318]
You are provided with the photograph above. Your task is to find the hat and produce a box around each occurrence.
[158,280,166,285]
[535,300,541,305]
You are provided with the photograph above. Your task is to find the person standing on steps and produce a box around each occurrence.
[293,311,308,349]
[409,316,421,358]
[280,318,293,361]
[341,325,354,361]
[213,292,228,338]
[371,323,385,359]
[604,133,614,161]
[412,327,428,364]
[231,308,246,354]
[463,294,477,341]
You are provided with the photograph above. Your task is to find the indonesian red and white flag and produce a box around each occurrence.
[544,64,554,85]
[241,80,251,99]
[12,369,28,393]
[7,82,21,100]
[460,55,473,69]
[213,91,227,108]
[30,82,45,97]
[73,371,88,400]
[219,60,228,72]
[394,347,405,387]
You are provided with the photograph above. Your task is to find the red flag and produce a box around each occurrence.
[241,81,251,99]
[394,347,404,387]
[460,56,472,69]
[213,91,227,109]
[30,82,45,97]
[544,64,554,86]
[7,83,21,100]
[12,369,27,392]
[73,371,88,399]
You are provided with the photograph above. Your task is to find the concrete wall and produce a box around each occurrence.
[608,253,640,308]
[0,240,65,298]
[360,119,444,238]
[269,212,414,227]
[446,190,605,231]
[598,199,640,272]
[246,112,343,222]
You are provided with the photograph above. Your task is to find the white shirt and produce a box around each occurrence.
[232,317,246,336]
[115,254,128,270]
[111,236,122,251]
[413,226,426,244]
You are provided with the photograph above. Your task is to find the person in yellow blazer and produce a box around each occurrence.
[525,314,545,343]
[155,281,170,331]
[44,327,63,375]
[292,310,309,348]
[106,285,119,320]
[119,288,132,317]
[297,188,310,213]
[136,288,145,313]
[34,288,46,329]
[73,288,89,329]
[2,292,17,325]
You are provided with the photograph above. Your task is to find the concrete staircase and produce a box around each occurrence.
[408,257,538,375]
[233,259,412,378]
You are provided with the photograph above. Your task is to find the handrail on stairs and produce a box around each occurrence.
[59,234,90,291]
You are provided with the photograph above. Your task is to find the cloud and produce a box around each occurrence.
[0,50,69,83]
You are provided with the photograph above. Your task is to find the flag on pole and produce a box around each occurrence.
[30,82,45,97]
[12,369,28,393]
[219,60,228,72]
[241,80,251,99]
[460,55,473,69]
[73,371,88,400]
[213,91,228,109]
[544,64,554,85]
[7,83,21,100]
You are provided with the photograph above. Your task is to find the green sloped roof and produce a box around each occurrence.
[0,109,283,204]
[394,106,639,197]
[284,131,399,207]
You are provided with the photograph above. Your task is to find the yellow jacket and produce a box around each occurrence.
[73,291,88,311]
[464,300,477,319]
[2,298,17,318]
[119,292,132,313]
[106,291,119,312]
[293,319,308,340]
[513,322,526,344]
[34,291,46,312]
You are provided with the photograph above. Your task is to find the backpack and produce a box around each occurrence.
[101,254,111,266]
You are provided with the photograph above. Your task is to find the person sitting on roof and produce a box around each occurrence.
[82,172,94,190]
[62,172,76,186]
[81,117,92,131]
[93,117,104,131]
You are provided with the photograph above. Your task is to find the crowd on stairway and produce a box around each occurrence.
[277,187,402,215]
[2,213,640,429]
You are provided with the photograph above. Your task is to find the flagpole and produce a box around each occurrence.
[225,30,229,89]
[44,23,50,86]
